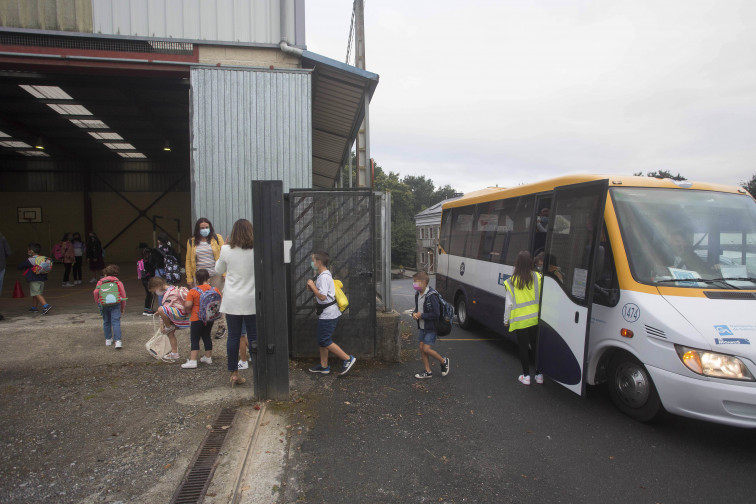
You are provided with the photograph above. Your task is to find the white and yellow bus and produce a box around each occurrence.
[437,175,756,426]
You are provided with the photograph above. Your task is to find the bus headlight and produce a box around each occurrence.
[675,345,755,381]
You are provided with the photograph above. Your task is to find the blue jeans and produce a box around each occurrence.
[0,268,5,297]
[418,328,437,345]
[102,305,122,341]
[226,314,257,371]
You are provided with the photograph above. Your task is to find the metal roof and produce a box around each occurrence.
[301,50,379,188]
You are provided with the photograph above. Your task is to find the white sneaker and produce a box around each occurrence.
[200,356,213,365]
[62,282,73,287]
[518,374,531,385]
[74,280,82,285]
[115,340,122,349]
[161,352,180,362]
[105,339,113,346]
[181,359,197,369]
[535,373,544,384]
[89,278,97,283]
[237,360,249,370]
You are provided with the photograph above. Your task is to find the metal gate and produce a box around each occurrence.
[289,189,376,358]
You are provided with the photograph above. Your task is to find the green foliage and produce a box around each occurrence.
[338,153,460,268]
[741,174,756,198]
[633,170,687,181]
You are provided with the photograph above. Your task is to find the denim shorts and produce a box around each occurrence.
[317,318,339,347]
[418,328,437,345]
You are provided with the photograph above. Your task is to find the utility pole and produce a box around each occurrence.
[354,0,371,188]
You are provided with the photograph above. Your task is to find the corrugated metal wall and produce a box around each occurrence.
[0,0,92,32]
[190,66,311,236]
[92,0,305,46]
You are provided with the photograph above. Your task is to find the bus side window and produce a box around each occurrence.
[449,207,474,257]
[505,196,535,264]
[439,209,452,252]
[594,225,620,307]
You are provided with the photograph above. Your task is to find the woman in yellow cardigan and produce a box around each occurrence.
[186,218,224,287]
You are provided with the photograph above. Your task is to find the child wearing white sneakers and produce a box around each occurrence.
[181,269,220,369]
[93,264,127,349]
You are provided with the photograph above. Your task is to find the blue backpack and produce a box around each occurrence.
[195,286,222,324]
[431,288,455,337]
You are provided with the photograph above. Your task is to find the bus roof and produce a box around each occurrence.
[442,174,749,210]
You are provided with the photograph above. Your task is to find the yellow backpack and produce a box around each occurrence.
[333,279,349,312]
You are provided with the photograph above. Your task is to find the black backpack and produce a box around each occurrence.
[432,291,455,337]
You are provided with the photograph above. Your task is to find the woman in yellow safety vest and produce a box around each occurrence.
[503,251,543,386]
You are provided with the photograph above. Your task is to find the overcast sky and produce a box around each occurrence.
[306,0,756,194]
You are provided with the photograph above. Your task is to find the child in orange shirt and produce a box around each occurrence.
[181,269,221,369]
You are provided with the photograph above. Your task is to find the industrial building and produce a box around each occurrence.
[0,0,378,265]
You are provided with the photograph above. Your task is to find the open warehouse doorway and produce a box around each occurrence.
[0,64,191,268]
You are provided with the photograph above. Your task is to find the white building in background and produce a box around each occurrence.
[414,196,461,273]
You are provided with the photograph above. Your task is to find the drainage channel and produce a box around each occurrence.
[170,407,238,504]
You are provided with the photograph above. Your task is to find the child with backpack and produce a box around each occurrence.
[180,268,222,369]
[17,243,52,315]
[412,271,450,379]
[148,276,190,362]
[137,245,156,316]
[93,264,127,348]
[306,250,356,377]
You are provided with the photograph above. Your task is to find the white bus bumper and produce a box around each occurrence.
[649,365,756,428]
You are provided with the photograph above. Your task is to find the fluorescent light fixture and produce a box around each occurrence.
[20,84,73,100]
[35,137,44,150]
[163,140,171,152]
[70,119,109,129]
[103,142,136,150]
[47,103,92,115]
[17,150,50,157]
[0,130,10,138]
[88,131,123,140]
[0,140,32,148]
[118,152,147,158]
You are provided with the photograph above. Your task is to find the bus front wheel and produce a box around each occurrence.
[455,294,473,330]
[608,352,664,423]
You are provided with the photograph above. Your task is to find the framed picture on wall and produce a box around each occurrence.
[17,207,42,223]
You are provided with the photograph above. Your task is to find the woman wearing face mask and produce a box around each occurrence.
[185,218,228,339]
[185,218,224,288]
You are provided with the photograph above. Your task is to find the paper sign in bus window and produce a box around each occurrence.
[572,267,588,299]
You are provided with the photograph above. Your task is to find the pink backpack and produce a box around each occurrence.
[162,286,188,311]
[52,242,64,261]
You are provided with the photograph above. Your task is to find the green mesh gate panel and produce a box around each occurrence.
[289,189,376,358]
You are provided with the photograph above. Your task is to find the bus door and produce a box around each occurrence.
[537,180,608,395]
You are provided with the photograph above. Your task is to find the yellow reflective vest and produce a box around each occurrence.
[503,271,542,330]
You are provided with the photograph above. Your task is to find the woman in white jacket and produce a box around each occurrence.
[215,219,256,387]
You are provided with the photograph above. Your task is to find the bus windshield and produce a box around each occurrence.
[612,187,756,289]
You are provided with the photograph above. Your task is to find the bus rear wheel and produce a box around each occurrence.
[608,352,664,423]
[455,294,473,330]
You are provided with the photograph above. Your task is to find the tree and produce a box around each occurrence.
[634,170,687,181]
[403,175,436,216]
[741,174,756,198]
[391,220,417,267]
[434,184,459,202]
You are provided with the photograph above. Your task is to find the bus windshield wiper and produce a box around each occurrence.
[655,277,756,288]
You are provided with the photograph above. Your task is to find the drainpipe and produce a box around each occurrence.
[279,40,303,57]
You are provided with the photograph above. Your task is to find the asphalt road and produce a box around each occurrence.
[281,278,756,503]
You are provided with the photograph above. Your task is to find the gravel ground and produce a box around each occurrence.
[0,311,257,503]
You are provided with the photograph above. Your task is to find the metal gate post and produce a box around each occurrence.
[252,180,290,401]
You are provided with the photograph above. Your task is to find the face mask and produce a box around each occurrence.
[200,228,210,237]
[311,261,317,271]
[413,282,423,292]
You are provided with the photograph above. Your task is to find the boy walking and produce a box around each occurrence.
[412,271,450,379]
[17,243,52,314]
[306,250,356,376]
[93,264,128,348]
